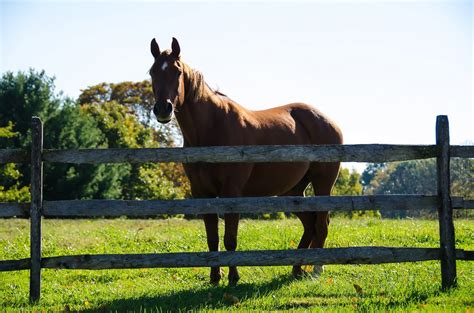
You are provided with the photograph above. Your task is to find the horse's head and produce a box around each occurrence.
[149,37,184,124]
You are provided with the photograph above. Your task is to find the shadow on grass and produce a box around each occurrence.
[80,274,295,312]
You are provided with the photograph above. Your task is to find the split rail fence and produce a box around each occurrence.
[0,115,473,302]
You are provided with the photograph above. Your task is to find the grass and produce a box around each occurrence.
[0,217,473,312]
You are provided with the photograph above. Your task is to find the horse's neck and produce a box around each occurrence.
[175,65,227,146]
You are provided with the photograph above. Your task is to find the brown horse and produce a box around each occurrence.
[149,38,343,286]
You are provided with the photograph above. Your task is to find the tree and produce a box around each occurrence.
[0,122,30,202]
[360,163,386,191]
[332,168,363,196]
[0,70,61,148]
[42,103,128,200]
[0,70,64,188]
[80,100,191,201]
[363,159,473,218]
[450,158,473,200]
[78,81,180,146]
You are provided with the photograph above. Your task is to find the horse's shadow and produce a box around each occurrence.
[80,273,295,312]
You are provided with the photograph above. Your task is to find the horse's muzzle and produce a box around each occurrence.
[153,99,173,124]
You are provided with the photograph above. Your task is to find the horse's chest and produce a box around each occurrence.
[182,163,225,196]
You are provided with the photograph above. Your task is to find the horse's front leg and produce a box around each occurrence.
[203,213,222,285]
[224,213,240,286]
[219,167,250,286]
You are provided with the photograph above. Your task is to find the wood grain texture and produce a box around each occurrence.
[42,144,438,164]
[436,115,456,290]
[461,199,474,209]
[41,195,464,218]
[0,202,29,218]
[451,145,474,158]
[29,117,43,302]
[1,248,472,272]
[36,248,473,269]
[0,196,470,219]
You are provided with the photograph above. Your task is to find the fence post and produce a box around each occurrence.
[436,115,456,290]
[30,117,43,302]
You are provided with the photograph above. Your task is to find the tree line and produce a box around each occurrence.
[0,70,188,204]
[0,70,471,218]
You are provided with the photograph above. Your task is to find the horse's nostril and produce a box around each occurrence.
[153,105,160,116]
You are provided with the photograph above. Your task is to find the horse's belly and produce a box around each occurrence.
[185,162,309,197]
[242,162,309,196]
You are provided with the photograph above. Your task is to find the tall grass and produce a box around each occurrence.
[1,217,473,312]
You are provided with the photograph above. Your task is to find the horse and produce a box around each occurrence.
[149,37,343,286]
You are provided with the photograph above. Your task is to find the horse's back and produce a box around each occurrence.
[248,102,343,146]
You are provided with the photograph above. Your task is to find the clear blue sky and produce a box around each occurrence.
[1,0,472,152]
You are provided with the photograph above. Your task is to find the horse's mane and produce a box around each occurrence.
[181,61,228,103]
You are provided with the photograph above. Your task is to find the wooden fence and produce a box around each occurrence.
[0,115,473,303]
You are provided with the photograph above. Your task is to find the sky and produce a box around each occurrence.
[1,0,472,164]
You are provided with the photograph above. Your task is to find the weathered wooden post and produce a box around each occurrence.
[30,117,43,302]
[436,115,456,289]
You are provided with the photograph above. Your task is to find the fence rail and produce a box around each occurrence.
[1,247,473,272]
[1,144,472,165]
[0,195,472,218]
[0,115,473,302]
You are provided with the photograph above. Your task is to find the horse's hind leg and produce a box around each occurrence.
[224,213,240,286]
[279,175,314,278]
[308,162,340,275]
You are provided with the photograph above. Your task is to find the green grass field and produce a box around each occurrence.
[0,217,473,312]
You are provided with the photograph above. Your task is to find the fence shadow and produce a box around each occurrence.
[80,273,295,312]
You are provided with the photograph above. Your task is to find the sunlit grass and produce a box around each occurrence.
[1,217,473,312]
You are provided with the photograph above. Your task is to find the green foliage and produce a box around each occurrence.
[79,97,191,201]
[366,160,437,195]
[81,101,156,148]
[332,168,363,196]
[360,163,386,191]
[305,168,375,218]
[0,70,190,201]
[450,158,473,199]
[41,103,129,200]
[362,159,474,218]
[78,81,180,146]
[0,70,61,148]
[0,122,30,202]
[1,218,472,311]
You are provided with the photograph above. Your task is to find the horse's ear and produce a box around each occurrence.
[151,38,160,58]
[171,37,181,58]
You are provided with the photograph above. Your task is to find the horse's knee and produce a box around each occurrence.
[207,237,219,251]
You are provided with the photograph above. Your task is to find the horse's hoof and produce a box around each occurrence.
[311,265,324,278]
[228,275,240,286]
[292,267,305,279]
[210,269,223,285]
